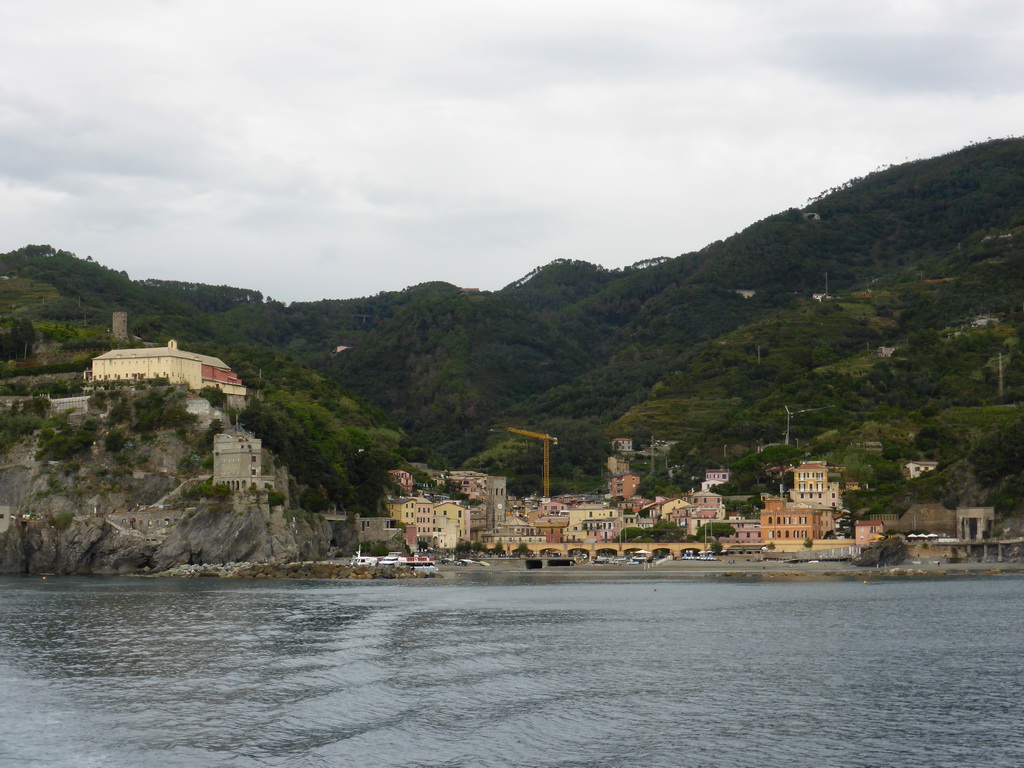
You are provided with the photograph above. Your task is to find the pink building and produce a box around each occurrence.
[718,519,762,548]
[855,520,886,546]
[701,469,730,492]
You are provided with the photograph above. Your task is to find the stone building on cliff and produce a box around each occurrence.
[213,432,275,491]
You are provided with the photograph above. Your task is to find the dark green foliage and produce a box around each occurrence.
[131,388,195,432]
[694,522,737,541]
[0,318,35,360]
[35,416,97,461]
[103,429,127,453]
[199,386,227,407]
[48,510,76,531]
[0,408,45,452]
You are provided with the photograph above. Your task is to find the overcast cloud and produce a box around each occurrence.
[2,0,1023,302]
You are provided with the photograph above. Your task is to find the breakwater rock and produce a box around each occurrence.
[154,561,442,580]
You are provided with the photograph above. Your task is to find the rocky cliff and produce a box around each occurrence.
[0,496,349,575]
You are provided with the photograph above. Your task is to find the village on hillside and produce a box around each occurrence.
[376,441,995,562]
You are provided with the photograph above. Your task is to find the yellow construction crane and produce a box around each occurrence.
[507,428,558,498]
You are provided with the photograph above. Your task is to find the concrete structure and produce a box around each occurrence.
[354,514,402,547]
[534,514,569,543]
[86,340,246,396]
[112,311,128,341]
[893,503,956,536]
[957,507,995,541]
[213,432,275,491]
[684,491,726,518]
[0,505,11,534]
[611,437,633,452]
[47,395,90,414]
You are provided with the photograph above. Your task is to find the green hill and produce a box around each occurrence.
[5,138,1024,516]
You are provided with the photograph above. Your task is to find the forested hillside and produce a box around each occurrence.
[4,138,1024,517]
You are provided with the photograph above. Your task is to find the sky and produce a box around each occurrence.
[2,1,1023,303]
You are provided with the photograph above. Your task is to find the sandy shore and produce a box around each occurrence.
[437,557,1024,580]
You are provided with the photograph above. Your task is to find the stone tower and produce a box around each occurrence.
[112,311,128,341]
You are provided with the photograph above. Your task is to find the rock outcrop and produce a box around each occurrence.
[151,498,334,569]
[0,499,343,575]
[852,536,909,567]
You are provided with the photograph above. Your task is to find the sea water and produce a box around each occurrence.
[0,571,1021,768]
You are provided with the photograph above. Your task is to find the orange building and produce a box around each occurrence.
[760,497,835,543]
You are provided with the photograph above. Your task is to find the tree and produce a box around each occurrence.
[693,522,736,541]
[803,538,814,549]
[515,543,531,556]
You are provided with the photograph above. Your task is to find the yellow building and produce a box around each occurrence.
[789,461,841,508]
[564,504,619,542]
[386,497,470,550]
[432,501,470,545]
[87,340,246,396]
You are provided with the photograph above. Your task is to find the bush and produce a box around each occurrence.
[49,510,75,531]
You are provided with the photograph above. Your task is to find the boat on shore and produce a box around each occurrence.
[350,552,438,573]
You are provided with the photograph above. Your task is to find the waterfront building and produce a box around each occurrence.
[760,497,835,543]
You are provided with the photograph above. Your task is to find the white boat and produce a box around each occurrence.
[349,552,437,572]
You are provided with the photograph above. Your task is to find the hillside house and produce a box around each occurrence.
[700,469,731,492]
[904,460,938,479]
[611,437,633,452]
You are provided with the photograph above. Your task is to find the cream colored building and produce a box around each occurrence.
[87,340,246,396]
